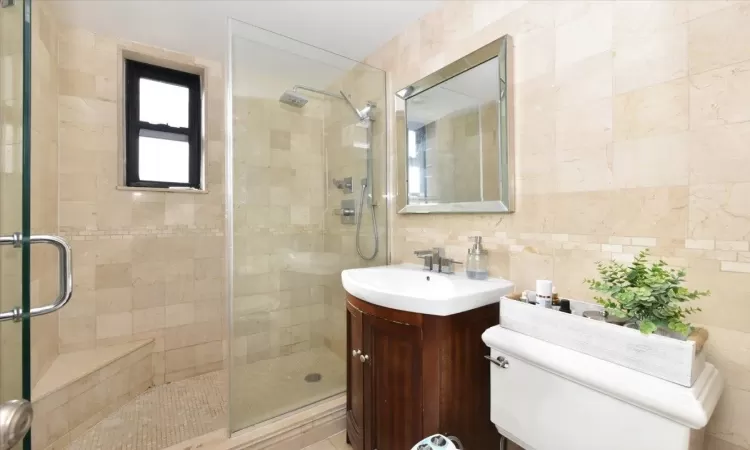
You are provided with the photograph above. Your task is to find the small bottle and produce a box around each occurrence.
[466,236,489,280]
[559,299,572,314]
[551,286,560,306]
[536,280,553,308]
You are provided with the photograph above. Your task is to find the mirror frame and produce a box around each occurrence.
[394,35,514,214]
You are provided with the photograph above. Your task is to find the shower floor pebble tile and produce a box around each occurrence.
[67,371,228,450]
[65,348,346,450]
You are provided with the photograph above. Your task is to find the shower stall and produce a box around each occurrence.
[0,4,388,447]
[227,19,388,432]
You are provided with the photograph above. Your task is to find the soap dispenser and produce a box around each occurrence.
[466,236,489,280]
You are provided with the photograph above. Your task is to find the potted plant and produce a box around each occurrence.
[584,250,708,339]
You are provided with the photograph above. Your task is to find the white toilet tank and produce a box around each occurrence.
[482,326,724,450]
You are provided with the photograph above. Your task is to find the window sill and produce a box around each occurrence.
[116,186,209,195]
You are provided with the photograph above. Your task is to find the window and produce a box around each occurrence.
[125,59,202,189]
[407,128,428,199]
[407,129,422,195]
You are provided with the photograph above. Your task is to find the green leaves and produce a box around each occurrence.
[639,320,657,334]
[584,250,708,337]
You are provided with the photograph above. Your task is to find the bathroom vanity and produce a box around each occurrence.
[345,294,500,450]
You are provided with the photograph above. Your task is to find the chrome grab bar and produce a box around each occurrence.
[0,233,73,322]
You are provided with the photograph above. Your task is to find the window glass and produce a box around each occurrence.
[408,129,417,158]
[139,78,190,128]
[138,134,190,183]
[408,166,422,195]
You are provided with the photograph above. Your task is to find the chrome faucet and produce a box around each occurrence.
[413,247,462,274]
[414,247,443,271]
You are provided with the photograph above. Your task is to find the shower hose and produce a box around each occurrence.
[356,179,379,261]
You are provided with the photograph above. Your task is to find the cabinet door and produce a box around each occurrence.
[364,314,423,450]
[347,304,365,450]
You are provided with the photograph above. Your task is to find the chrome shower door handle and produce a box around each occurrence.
[28,235,73,319]
[0,234,73,322]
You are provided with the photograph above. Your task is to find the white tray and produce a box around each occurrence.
[499,297,705,387]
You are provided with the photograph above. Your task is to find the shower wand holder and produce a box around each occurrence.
[361,178,374,207]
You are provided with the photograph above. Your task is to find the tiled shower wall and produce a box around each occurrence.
[0,0,60,391]
[232,97,327,366]
[322,67,388,359]
[30,0,61,387]
[54,25,226,384]
[365,1,750,449]
[0,0,25,397]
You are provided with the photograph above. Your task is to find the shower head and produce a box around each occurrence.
[278,85,375,121]
[279,90,308,108]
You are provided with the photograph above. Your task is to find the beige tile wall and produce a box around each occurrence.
[0,0,25,400]
[55,25,226,384]
[364,1,750,449]
[232,97,328,366]
[30,0,61,389]
[0,0,61,394]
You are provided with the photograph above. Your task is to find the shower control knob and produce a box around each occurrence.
[332,177,353,193]
[334,207,355,217]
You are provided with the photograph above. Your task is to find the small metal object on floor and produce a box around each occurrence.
[304,373,322,382]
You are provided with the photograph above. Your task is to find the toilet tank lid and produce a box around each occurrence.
[482,325,724,429]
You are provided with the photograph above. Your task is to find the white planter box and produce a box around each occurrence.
[499,297,706,387]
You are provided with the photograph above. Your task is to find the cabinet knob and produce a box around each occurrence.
[352,349,362,357]
[359,354,369,363]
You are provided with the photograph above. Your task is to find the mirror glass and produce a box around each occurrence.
[396,36,513,214]
[406,58,500,204]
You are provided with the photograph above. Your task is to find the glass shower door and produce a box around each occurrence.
[0,0,32,448]
[228,18,387,434]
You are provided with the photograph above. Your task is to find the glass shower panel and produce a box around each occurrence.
[1,1,32,448]
[228,19,386,432]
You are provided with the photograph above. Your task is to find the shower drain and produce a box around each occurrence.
[304,373,322,383]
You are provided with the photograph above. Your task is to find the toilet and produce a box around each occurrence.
[482,326,724,450]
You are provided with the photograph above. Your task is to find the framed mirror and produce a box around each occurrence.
[395,36,514,214]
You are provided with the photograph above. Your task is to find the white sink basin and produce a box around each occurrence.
[341,264,514,316]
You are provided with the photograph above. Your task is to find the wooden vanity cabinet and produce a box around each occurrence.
[346,294,500,450]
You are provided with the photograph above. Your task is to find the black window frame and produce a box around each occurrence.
[125,59,202,189]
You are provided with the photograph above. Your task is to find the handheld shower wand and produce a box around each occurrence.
[354,112,378,261]
[338,91,378,260]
